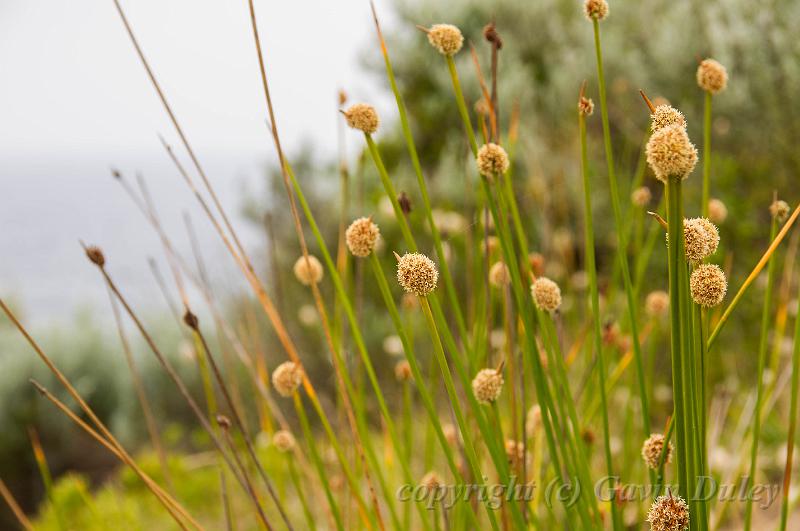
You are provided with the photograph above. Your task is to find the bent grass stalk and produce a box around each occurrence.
[708,203,800,349]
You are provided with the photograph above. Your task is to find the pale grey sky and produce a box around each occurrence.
[0,0,396,326]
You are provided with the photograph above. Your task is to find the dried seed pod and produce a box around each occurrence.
[343,103,379,134]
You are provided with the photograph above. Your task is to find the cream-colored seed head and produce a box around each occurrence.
[419,471,442,490]
[578,96,594,116]
[531,277,562,312]
[647,494,690,531]
[708,198,728,224]
[690,264,727,307]
[693,217,720,256]
[272,430,296,453]
[526,405,542,438]
[442,423,459,446]
[646,124,698,182]
[343,103,380,134]
[651,105,687,132]
[476,143,510,178]
[489,261,511,288]
[293,255,323,285]
[681,218,710,263]
[426,24,464,56]
[645,290,670,318]
[696,59,728,95]
[631,186,652,207]
[346,217,380,257]
[641,433,673,470]
[472,368,504,404]
[394,360,412,382]
[505,439,525,466]
[770,200,791,223]
[584,0,609,20]
[396,253,438,296]
[272,361,304,397]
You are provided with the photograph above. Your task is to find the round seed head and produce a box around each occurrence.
[426,24,464,56]
[442,423,459,446]
[693,217,720,256]
[526,405,542,438]
[770,199,791,223]
[696,59,728,95]
[419,471,442,491]
[85,245,106,267]
[489,261,511,288]
[505,439,525,467]
[647,493,690,531]
[271,361,304,397]
[343,103,379,134]
[474,98,490,116]
[631,186,652,207]
[472,368,504,404]
[584,0,609,20]
[293,255,324,285]
[690,264,727,308]
[645,290,670,318]
[272,430,296,453]
[476,143,510,178]
[345,217,380,257]
[396,253,439,296]
[578,96,594,116]
[651,105,687,132]
[681,218,710,263]
[531,277,562,312]
[708,198,728,224]
[646,124,698,182]
[394,360,412,382]
[641,433,673,470]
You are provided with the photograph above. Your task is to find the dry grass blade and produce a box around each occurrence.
[0,298,201,530]
[0,478,34,531]
[27,379,199,530]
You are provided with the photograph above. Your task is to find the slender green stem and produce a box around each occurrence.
[287,457,317,531]
[666,179,689,499]
[579,109,622,531]
[446,56,478,156]
[702,92,712,218]
[419,297,502,531]
[374,31,469,345]
[744,217,780,530]
[367,253,482,529]
[293,394,344,531]
[592,19,651,444]
[779,290,800,530]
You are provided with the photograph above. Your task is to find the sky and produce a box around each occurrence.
[0,0,396,326]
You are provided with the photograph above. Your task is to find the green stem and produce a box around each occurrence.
[287,457,317,531]
[376,38,469,346]
[744,217,780,530]
[779,290,800,530]
[579,110,622,531]
[446,56,478,156]
[293,394,344,531]
[666,178,689,500]
[592,19,652,444]
[702,92,712,218]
